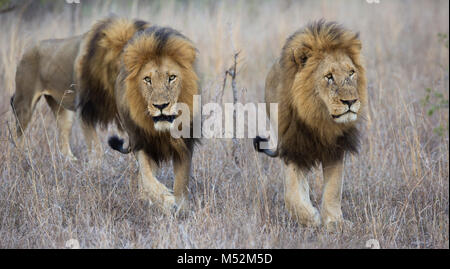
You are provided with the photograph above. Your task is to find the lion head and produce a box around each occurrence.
[281,20,367,132]
[122,27,198,133]
[312,52,362,124]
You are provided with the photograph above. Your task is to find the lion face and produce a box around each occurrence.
[137,57,183,131]
[314,51,361,124]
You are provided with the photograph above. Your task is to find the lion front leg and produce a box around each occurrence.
[321,157,352,231]
[173,152,192,213]
[137,150,176,213]
[284,163,321,227]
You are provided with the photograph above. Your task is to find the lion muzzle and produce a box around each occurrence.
[152,114,177,123]
[331,99,360,124]
[148,102,179,131]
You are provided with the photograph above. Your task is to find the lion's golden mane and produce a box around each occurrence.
[76,18,199,163]
[269,20,367,168]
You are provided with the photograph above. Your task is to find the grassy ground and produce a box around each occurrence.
[0,0,448,248]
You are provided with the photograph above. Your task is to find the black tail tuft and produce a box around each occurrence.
[253,136,268,153]
[10,94,15,110]
[253,136,279,158]
[108,135,131,154]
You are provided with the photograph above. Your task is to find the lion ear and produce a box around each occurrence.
[347,33,362,54]
[180,46,197,65]
[353,33,362,50]
[170,42,197,68]
[293,46,312,68]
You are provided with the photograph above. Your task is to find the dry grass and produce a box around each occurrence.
[0,0,448,249]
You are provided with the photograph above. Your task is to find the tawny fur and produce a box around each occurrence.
[10,34,95,159]
[11,17,150,159]
[266,20,367,168]
[75,19,199,213]
[258,20,368,228]
[76,19,199,163]
[115,26,199,163]
[123,28,198,135]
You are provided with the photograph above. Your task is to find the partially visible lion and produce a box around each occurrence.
[10,17,148,160]
[76,22,199,213]
[254,20,367,229]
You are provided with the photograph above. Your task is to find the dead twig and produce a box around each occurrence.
[221,51,241,105]
[221,51,242,166]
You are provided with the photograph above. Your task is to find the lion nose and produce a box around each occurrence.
[340,99,358,107]
[153,103,169,111]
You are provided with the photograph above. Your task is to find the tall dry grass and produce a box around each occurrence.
[0,0,448,248]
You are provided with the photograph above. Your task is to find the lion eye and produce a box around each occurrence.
[168,75,177,83]
[144,76,152,84]
[349,70,355,77]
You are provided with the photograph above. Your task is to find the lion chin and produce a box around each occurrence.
[151,114,177,131]
[331,101,361,124]
[154,121,173,131]
[333,112,358,124]
[153,120,174,132]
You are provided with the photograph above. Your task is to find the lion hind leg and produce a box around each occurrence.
[12,47,42,141]
[284,163,321,227]
[137,150,176,214]
[10,89,42,140]
[10,91,45,154]
[45,96,77,161]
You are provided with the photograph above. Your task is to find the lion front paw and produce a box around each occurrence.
[68,154,78,162]
[160,193,177,214]
[159,194,191,217]
[302,208,322,227]
[286,199,322,227]
[139,186,177,214]
[321,208,353,232]
[60,148,78,162]
[174,195,189,214]
[323,218,353,232]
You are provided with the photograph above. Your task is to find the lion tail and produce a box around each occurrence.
[253,136,279,158]
[108,135,131,154]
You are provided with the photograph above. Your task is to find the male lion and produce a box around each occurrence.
[76,22,199,213]
[254,20,367,229]
[10,17,148,160]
